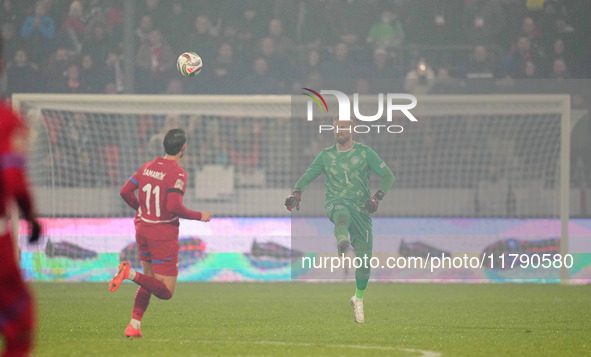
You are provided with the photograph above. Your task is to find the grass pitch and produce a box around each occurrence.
[31,282,590,356]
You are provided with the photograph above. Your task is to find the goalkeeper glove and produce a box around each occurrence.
[364,190,385,214]
[285,189,302,211]
[28,218,41,244]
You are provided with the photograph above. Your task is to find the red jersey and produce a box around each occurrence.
[0,104,29,228]
[130,157,187,240]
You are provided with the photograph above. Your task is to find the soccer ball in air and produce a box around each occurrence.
[177,52,203,77]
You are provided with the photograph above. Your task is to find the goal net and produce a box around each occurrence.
[11,93,579,282]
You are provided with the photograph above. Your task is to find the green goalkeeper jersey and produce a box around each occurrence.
[295,142,395,207]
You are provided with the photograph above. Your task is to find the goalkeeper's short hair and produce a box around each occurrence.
[163,128,186,155]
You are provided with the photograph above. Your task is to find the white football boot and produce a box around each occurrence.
[351,296,365,323]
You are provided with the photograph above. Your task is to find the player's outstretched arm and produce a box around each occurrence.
[166,191,211,222]
[120,177,140,210]
[1,127,41,243]
[365,148,395,214]
[285,152,325,211]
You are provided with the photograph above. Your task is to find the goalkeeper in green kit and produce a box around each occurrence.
[285,116,395,323]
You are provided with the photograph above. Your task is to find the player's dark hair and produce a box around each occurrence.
[163,128,186,155]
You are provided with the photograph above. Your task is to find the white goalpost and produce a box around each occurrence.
[12,93,573,281]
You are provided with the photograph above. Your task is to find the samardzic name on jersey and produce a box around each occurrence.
[143,169,166,180]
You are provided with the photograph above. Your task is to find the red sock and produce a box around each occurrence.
[2,293,34,357]
[131,287,151,321]
[132,273,172,300]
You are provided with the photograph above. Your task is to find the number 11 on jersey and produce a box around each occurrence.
[142,183,161,217]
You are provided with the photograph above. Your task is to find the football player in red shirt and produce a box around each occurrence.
[109,129,212,338]
[0,37,41,357]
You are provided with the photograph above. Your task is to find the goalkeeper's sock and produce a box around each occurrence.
[132,273,172,300]
[355,288,365,300]
[355,253,371,294]
[131,287,151,322]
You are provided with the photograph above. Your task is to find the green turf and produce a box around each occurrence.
[29,282,590,356]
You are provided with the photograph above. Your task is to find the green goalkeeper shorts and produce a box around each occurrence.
[326,200,373,255]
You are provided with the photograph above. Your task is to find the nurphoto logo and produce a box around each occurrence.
[302,88,418,134]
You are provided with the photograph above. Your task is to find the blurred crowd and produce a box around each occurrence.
[1,0,590,96]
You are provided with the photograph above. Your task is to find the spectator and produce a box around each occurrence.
[200,118,229,166]
[539,0,570,37]
[324,0,376,46]
[546,38,576,76]
[524,60,539,79]
[199,43,242,94]
[228,121,262,174]
[430,67,459,94]
[550,58,569,79]
[301,72,325,93]
[498,0,528,48]
[184,115,208,171]
[105,1,123,38]
[405,0,463,46]
[0,0,21,25]
[135,14,154,46]
[257,37,287,80]
[220,23,239,48]
[526,0,545,13]
[498,36,537,78]
[137,0,166,31]
[83,0,108,26]
[59,112,107,186]
[266,19,294,57]
[60,1,85,37]
[135,29,175,94]
[297,49,322,82]
[83,23,112,63]
[465,45,494,79]
[463,0,506,45]
[21,0,56,60]
[241,57,278,94]
[80,53,104,93]
[404,57,436,95]
[520,17,544,59]
[277,0,333,47]
[104,49,124,93]
[291,69,318,94]
[163,1,192,54]
[366,10,405,49]
[320,42,355,91]
[44,47,71,92]
[364,47,399,93]
[1,23,18,63]
[5,49,39,95]
[58,0,85,54]
[236,4,266,56]
[57,63,85,93]
[180,15,216,65]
